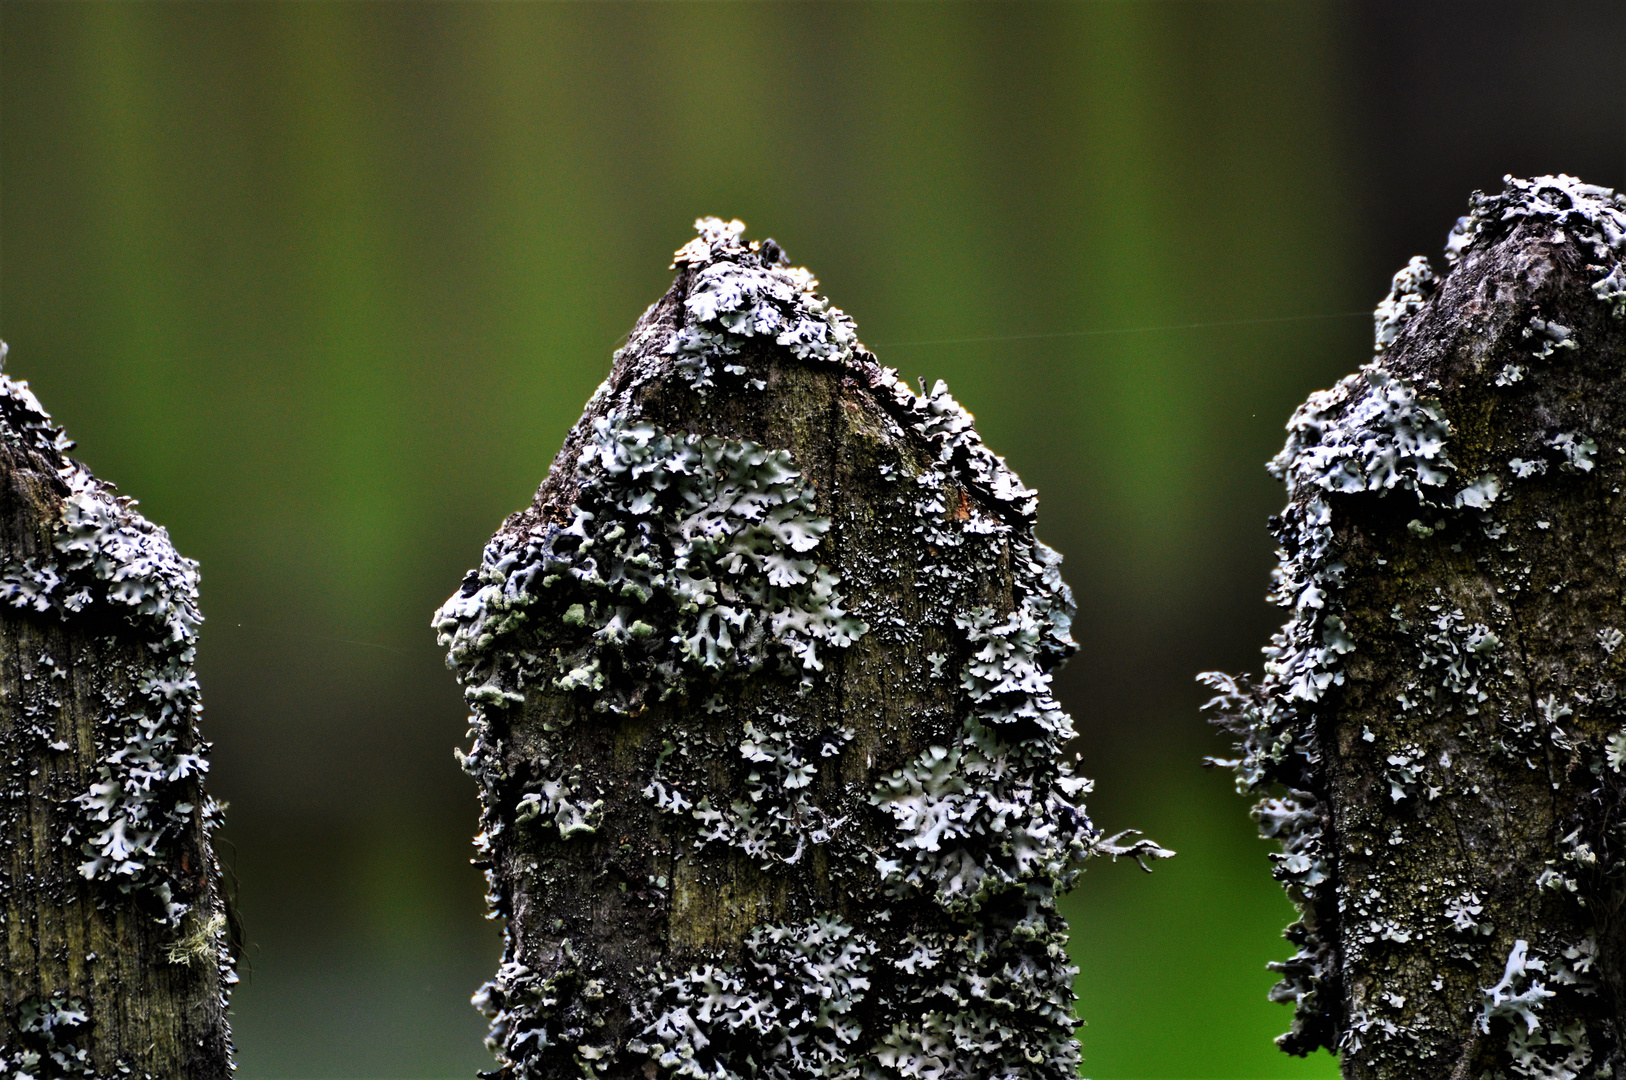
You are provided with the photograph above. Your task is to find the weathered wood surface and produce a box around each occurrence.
[0,346,233,1079]
[436,220,1166,1080]
[1207,176,1626,1079]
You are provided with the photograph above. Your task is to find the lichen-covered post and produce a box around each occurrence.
[1205,177,1626,1078]
[0,345,234,1079]
[434,219,1169,1079]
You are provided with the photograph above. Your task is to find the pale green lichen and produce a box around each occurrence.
[435,414,866,718]
[628,916,875,1079]
[663,218,861,394]
[0,996,96,1080]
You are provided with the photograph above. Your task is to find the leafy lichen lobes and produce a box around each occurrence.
[437,413,866,721]
[1205,177,1626,1078]
[0,343,234,1077]
[437,220,1166,1080]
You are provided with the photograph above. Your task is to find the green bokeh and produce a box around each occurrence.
[1,3,1356,1076]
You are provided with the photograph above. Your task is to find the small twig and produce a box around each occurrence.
[1447,1030,1482,1080]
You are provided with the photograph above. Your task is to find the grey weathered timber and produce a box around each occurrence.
[1206,176,1626,1079]
[435,219,1168,1080]
[0,346,233,1079]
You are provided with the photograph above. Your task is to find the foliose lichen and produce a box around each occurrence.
[663,218,861,394]
[0,996,95,1080]
[647,717,853,868]
[1444,175,1626,294]
[438,220,1167,1080]
[436,413,866,719]
[627,915,875,1079]
[1203,176,1626,1073]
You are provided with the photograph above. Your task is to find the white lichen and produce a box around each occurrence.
[1445,891,1492,937]
[1481,939,1555,1036]
[628,916,874,1079]
[1446,175,1626,293]
[664,218,861,395]
[648,718,852,867]
[1606,728,1626,772]
[1372,256,1439,356]
[436,414,866,718]
[0,996,96,1080]
[1523,317,1577,360]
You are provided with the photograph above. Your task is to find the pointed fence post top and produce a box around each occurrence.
[436,219,1168,1080]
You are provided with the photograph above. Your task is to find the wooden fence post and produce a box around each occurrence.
[0,345,233,1079]
[434,219,1169,1080]
[1206,176,1626,1079]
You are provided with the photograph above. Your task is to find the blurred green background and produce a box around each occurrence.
[1,2,1621,1077]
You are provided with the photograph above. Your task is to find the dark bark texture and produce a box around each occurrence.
[435,220,1167,1080]
[1207,176,1626,1079]
[0,347,233,1079]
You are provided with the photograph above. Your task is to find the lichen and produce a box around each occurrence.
[1523,317,1577,360]
[1444,174,1626,299]
[648,717,852,868]
[1547,432,1597,474]
[435,414,866,718]
[0,996,97,1080]
[663,218,860,395]
[1481,940,1557,1036]
[439,221,1166,1080]
[627,915,875,1079]
[471,941,609,1075]
[1372,256,1439,356]
[1474,939,1603,1080]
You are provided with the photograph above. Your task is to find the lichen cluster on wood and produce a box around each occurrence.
[1206,176,1626,1079]
[0,345,234,1079]
[435,219,1169,1080]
